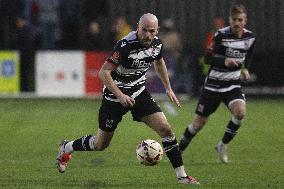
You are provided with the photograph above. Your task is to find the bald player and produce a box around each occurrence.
[56,13,199,185]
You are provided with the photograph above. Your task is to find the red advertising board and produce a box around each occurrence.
[85,51,109,95]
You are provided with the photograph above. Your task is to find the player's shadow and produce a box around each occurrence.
[90,158,105,166]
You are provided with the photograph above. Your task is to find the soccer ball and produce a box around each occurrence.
[136,139,163,166]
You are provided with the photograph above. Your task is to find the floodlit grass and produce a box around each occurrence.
[0,98,283,189]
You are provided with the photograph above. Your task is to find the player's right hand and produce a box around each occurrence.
[166,89,181,107]
[225,58,239,68]
[118,94,135,107]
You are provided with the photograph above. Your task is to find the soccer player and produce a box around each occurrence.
[56,13,199,185]
[179,4,256,163]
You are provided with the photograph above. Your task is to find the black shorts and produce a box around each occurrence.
[99,89,162,132]
[195,87,246,116]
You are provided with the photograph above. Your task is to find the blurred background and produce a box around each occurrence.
[0,0,283,97]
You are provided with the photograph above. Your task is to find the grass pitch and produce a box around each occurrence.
[0,97,283,189]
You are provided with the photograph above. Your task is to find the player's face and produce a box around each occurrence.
[229,13,247,36]
[137,22,159,47]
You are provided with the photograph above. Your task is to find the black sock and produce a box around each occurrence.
[162,136,183,168]
[222,120,241,144]
[72,135,93,151]
[179,126,196,151]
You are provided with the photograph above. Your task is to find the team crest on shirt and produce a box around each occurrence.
[113,51,120,60]
[110,51,120,63]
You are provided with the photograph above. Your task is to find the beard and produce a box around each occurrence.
[141,39,152,46]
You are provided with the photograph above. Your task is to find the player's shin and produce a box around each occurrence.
[179,124,199,151]
[162,135,186,178]
[222,116,241,144]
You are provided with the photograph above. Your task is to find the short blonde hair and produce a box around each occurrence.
[230,4,247,16]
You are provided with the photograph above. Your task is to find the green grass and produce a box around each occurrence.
[0,98,283,189]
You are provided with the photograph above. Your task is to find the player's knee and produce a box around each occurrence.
[231,101,246,120]
[233,110,245,120]
[196,120,207,128]
[194,116,208,129]
[236,114,245,120]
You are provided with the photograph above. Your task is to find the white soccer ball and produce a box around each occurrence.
[136,139,163,166]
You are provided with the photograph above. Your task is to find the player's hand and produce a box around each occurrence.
[166,89,181,107]
[225,58,239,68]
[118,94,135,107]
[242,68,250,81]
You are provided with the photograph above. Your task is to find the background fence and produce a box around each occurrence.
[108,0,284,53]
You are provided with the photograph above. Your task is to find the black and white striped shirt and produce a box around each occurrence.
[204,26,256,92]
[104,31,163,102]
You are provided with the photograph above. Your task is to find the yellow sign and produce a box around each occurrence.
[0,51,20,93]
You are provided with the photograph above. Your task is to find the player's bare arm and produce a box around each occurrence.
[99,61,135,107]
[153,58,181,107]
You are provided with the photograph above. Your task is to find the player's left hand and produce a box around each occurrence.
[166,89,181,107]
[242,68,250,81]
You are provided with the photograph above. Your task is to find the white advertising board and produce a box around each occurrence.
[36,51,84,97]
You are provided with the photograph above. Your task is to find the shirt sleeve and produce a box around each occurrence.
[107,40,126,67]
[244,39,256,69]
[155,42,163,60]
